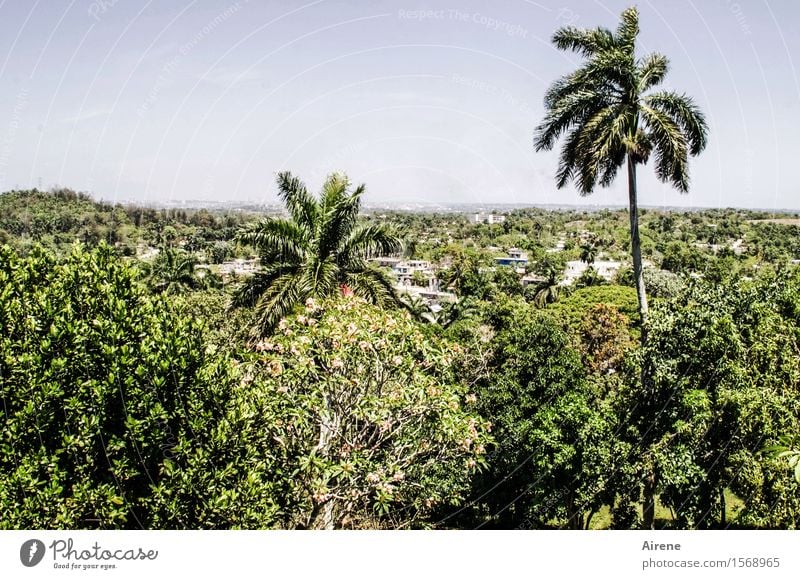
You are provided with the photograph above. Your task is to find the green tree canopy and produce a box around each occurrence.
[232,172,404,337]
[0,244,209,528]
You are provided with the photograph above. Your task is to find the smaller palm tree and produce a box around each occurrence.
[432,299,477,329]
[232,171,404,336]
[146,247,202,295]
[400,293,432,322]
[579,242,598,265]
[532,263,563,307]
[440,250,484,295]
[575,266,605,289]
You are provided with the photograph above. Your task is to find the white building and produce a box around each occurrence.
[217,258,259,277]
[562,259,624,285]
[369,256,403,268]
[474,212,506,225]
[396,284,456,304]
[391,260,435,284]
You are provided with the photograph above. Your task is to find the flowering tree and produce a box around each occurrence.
[251,297,492,529]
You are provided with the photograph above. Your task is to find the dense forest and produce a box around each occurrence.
[2,184,799,530]
[2,6,799,532]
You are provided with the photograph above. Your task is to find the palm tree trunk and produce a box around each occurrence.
[628,154,657,530]
[626,154,648,328]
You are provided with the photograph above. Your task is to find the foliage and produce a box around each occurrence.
[534,5,709,339]
[574,266,607,289]
[0,244,208,528]
[763,436,800,484]
[145,247,204,294]
[206,240,232,264]
[661,241,707,273]
[579,304,634,374]
[232,172,404,336]
[492,266,524,297]
[450,299,620,529]
[630,272,800,527]
[533,6,708,195]
[579,243,598,265]
[0,189,135,254]
[529,258,565,307]
[438,248,492,299]
[616,267,685,299]
[240,297,492,528]
[547,284,639,333]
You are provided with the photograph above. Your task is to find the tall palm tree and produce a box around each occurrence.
[534,6,708,328]
[232,171,403,336]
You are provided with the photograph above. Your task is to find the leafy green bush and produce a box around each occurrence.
[455,300,622,529]
[0,244,207,528]
[634,271,800,527]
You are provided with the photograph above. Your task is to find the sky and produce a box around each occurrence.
[0,0,798,209]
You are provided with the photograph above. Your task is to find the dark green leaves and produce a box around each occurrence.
[232,172,405,338]
[535,6,708,196]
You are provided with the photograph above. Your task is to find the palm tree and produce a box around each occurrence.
[399,293,432,322]
[534,6,708,328]
[532,262,562,307]
[579,242,598,265]
[575,265,605,289]
[232,171,404,336]
[440,250,483,296]
[146,247,202,295]
[431,299,477,329]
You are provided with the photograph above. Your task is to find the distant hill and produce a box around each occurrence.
[0,188,135,250]
[0,188,257,254]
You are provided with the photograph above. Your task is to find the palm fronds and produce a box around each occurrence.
[534,6,708,195]
[232,172,405,337]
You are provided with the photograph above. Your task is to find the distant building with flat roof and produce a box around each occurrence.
[495,248,528,268]
[474,212,506,225]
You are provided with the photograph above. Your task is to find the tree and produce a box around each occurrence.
[455,301,619,529]
[661,240,706,274]
[432,298,478,330]
[439,248,488,298]
[247,296,492,529]
[0,245,210,528]
[533,6,708,529]
[206,240,232,264]
[629,271,800,528]
[231,172,403,336]
[492,265,523,297]
[579,242,598,265]
[411,269,428,287]
[531,260,563,307]
[534,6,708,330]
[146,247,203,295]
[399,293,432,322]
[579,303,634,375]
[574,265,606,289]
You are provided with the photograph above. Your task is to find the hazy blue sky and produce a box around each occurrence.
[0,0,798,209]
